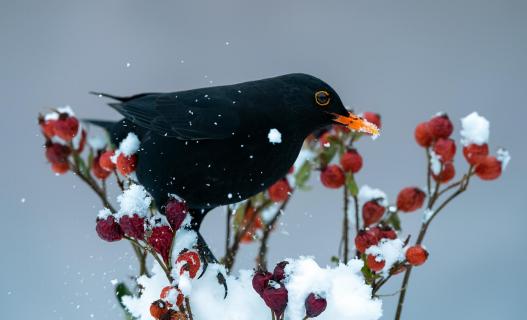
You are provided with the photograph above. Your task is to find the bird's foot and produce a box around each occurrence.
[195,232,228,298]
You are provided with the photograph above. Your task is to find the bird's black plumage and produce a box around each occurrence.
[92,73,351,214]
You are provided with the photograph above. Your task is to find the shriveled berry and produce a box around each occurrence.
[355,229,379,253]
[320,165,345,189]
[433,138,456,162]
[176,251,201,278]
[340,149,363,174]
[96,216,123,242]
[53,115,79,141]
[414,122,433,147]
[475,156,501,180]
[362,200,385,226]
[91,154,111,179]
[432,162,455,183]
[396,187,426,213]
[366,254,385,272]
[273,261,289,282]
[262,286,288,317]
[116,153,137,176]
[252,271,273,296]
[45,142,71,164]
[268,179,292,202]
[463,143,489,166]
[405,245,428,266]
[150,299,169,319]
[160,286,184,307]
[148,226,174,263]
[51,162,69,174]
[427,114,453,139]
[363,112,381,129]
[99,150,115,172]
[165,199,188,230]
[119,214,145,239]
[305,293,327,318]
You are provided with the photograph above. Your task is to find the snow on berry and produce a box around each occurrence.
[366,254,385,272]
[358,185,388,207]
[268,128,282,144]
[268,179,292,202]
[365,238,405,276]
[320,165,345,189]
[354,229,380,254]
[475,156,502,180]
[96,215,124,242]
[427,114,453,139]
[462,143,489,166]
[429,149,442,175]
[433,138,456,162]
[149,299,169,319]
[460,112,490,146]
[405,245,429,266]
[117,184,152,218]
[340,149,363,174]
[304,293,327,318]
[176,250,201,279]
[119,132,141,156]
[496,148,511,170]
[396,187,426,213]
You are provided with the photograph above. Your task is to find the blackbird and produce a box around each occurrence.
[89,73,378,265]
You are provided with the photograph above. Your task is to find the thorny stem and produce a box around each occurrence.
[394,167,473,320]
[256,193,293,270]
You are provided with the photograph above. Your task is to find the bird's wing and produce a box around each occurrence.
[108,90,241,140]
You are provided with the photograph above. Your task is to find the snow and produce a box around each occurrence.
[268,128,282,144]
[97,208,112,220]
[460,112,490,146]
[422,208,434,223]
[118,132,141,156]
[429,149,441,175]
[284,257,382,320]
[497,148,511,170]
[123,257,382,320]
[358,185,388,207]
[88,136,106,150]
[365,239,405,276]
[44,106,75,120]
[116,184,152,218]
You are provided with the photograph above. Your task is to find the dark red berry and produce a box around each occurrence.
[53,115,79,142]
[463,143,489,166]
[96,216,123,242]
[432,162,455,183]
[305,293,327,318]
[150,299,169,319]
[262,286,288,317]
[252,271,273,296]
[165,199,188,230]
[355,229,379,253]
[45,142,71,164]
[148,226,174,263]
[273,261,289,282]
[475,156,501,180]
[379,225,397,240]
[320,165,345,189]
[433,138,456,162]
[340,149,363,174]
[396,187,426,213]
[362,200,386,226]
[119,214,145,239]
[268,179,292,202]
[176,251,201,279]
[427,114,453,139]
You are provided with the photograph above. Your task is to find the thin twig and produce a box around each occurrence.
[185,297,194,320]
[342,185,350,262]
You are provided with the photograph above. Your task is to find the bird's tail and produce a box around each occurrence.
[82,119,116,132]
[90,91,153,102]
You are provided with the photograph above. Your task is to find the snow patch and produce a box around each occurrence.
[116,184,152,218]
[460,112,490,146]
[268,128,282,144]
[429,149,442,175]
[358,185,388,207]
[97,208,112,220]
[119,132,141,156]
[365,239,405,276]
[497,148,511,170]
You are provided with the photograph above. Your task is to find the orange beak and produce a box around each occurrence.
[332,112,380,137]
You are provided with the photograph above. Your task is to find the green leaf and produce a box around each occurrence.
[232,202,248,233]
[387,213,402,231]
[115,282,135,320]
[345,173,359,197]
[294,161,312,189]
[330,255,340,266]
[319,136,341,166]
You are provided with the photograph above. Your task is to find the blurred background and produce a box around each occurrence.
[1,0,525,319]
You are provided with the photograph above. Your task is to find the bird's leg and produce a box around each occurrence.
[189,208,228,298]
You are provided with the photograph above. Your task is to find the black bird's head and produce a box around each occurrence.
[279,73,379,138]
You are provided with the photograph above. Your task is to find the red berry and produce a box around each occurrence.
[51,162,69,174]
[268,179,292,202]
[40,119,56,138]
[379,225,397,240]
[366,254,385,272]
[262,286,288,317]
[355,229,379,253]
[363,112,381,129]
[475,156,502,180]
[91,154,111,180]
[176,251,201,279]
[427,114,453,139]
[99,151,115,171]
[320,165,345,189]
[148,226,174,263]
[396,187,426,213]
[405,245,428,266]
[433,138,456,162]
[340,149,363,173]
[53,115,79,141]
[150,299,169,319]
[273,261,289,282]
[96,216,123,242]
[463,143,489,166]
[116,153,137,176]
[252,271,273,296]
[76,129,87,153]
[45,142,71,164]
[432,162,455,183]
[160,286,184,307]
[362,200,386,226]
[305,293,327,318]
[119,214,145,239]
[165,199,188,231]
[414,122,433,147]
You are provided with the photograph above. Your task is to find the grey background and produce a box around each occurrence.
[1,0,525,319]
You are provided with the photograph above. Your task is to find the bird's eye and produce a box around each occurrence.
[315,90,331,106]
